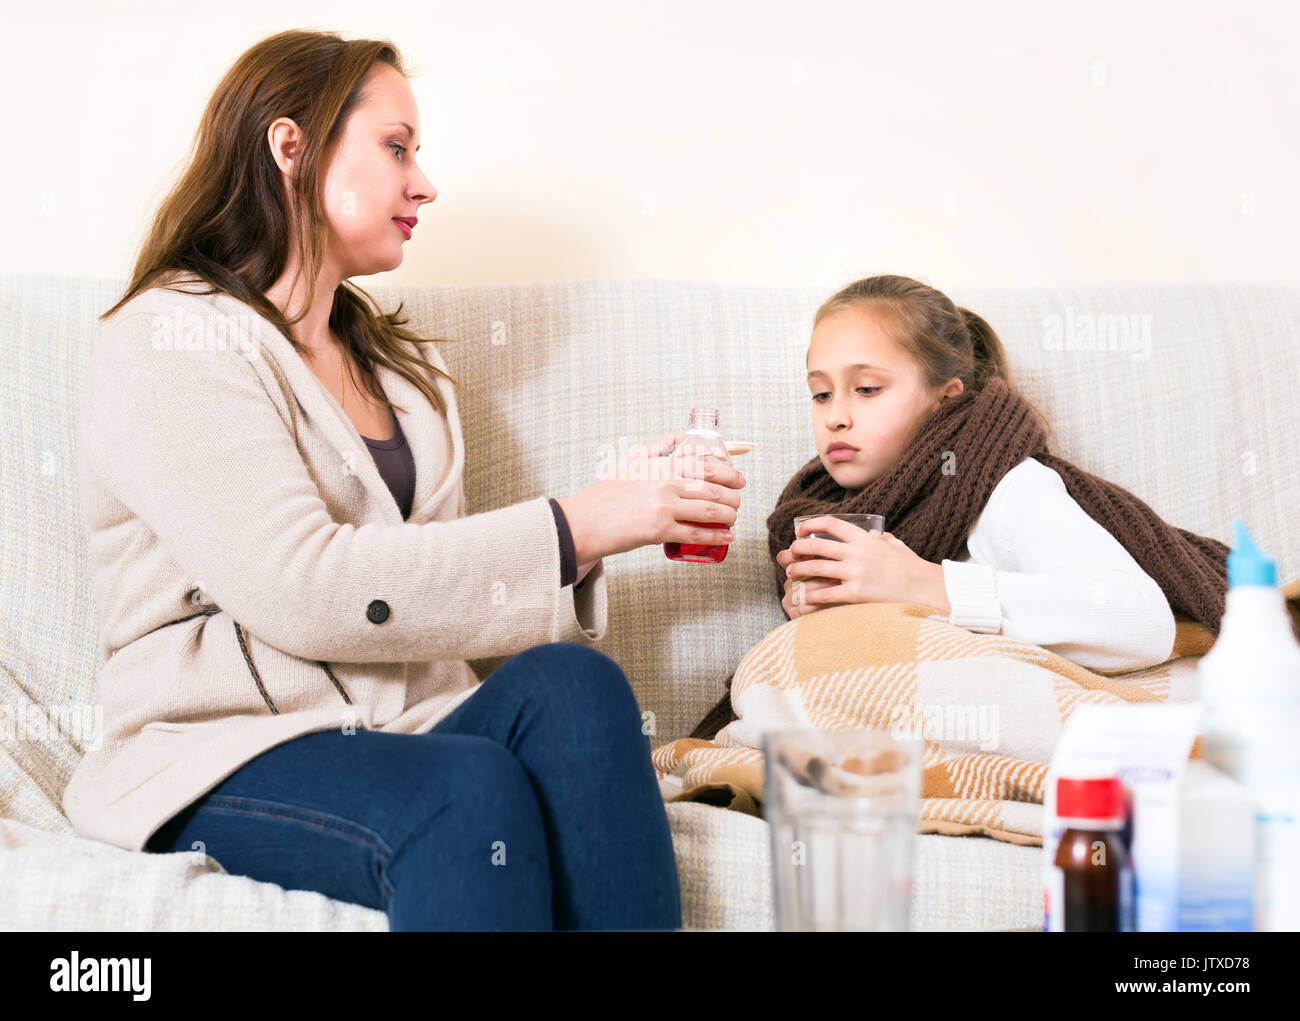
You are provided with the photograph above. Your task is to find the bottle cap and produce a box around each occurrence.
[1056,775,1125,821]
[1227,518,1276,588]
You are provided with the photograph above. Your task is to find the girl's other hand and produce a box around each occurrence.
[777,546,839,619]
[782,575,840,620]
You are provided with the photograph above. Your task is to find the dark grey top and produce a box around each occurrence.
[360,406,417,521]
[361,407,583,589]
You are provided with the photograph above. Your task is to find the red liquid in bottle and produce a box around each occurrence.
[665,521,730,563]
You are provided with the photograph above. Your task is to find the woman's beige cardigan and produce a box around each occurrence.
[62,276,610,853]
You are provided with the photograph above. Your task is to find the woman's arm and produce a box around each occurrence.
[83,309,605,664]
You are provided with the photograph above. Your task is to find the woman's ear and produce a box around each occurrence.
[940,377,964,401]
[267,117,303,176]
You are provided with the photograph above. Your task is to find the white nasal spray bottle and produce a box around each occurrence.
[1197,519,1300,932]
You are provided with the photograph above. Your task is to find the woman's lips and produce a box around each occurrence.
[393,218,412,239]
[828,446,858,461]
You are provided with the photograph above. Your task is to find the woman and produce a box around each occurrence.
[62,29,746,932]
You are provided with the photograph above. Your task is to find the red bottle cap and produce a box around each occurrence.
[1056,775,1125,821]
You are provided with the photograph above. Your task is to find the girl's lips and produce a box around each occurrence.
[393,218,412,239]
[828,447,858,461]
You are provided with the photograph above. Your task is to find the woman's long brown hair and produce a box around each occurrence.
[100,28,456,415]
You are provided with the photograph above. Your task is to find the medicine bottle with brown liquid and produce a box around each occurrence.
[1050,775,1135,931]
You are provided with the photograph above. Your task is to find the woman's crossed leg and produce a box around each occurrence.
[146,642,681,931]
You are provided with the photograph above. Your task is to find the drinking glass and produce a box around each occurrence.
[794,513,885,545]
[763,727,922,931]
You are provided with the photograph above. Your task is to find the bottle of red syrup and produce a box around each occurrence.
[664,407,734,564]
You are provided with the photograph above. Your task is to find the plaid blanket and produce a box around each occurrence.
[652,579,1300,846]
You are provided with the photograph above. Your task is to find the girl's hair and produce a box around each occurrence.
[813,274,1013,395]
[100,28,455,415]
[812,274,1053,445]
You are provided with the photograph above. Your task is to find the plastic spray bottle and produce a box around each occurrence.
[1197,519,1300,931]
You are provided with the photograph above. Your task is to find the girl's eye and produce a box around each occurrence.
[811,387,881,402]
[388,142,406,160]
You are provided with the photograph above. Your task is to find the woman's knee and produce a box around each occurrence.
[498,642,641,719]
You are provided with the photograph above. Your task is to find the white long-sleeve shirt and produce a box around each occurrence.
[940,456,1176,672]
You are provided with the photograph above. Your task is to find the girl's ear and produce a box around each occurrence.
[940,377,964,400]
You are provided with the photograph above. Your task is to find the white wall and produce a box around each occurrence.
[6,0,1297,289]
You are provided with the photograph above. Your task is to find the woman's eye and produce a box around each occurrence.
[388,142,406,160]
[811,388,880,402]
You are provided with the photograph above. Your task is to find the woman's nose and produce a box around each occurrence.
[410,172,436,205]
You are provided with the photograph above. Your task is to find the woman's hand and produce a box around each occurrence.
[783,517,950,613]
[556,431,747,562]
[616,432,685,476]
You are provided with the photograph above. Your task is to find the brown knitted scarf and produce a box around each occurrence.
[690,374,1240,741]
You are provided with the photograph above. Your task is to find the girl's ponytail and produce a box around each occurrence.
[959,306,1012,389]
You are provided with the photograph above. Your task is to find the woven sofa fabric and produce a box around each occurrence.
[0,818,390,931]
[2,274,1297,930]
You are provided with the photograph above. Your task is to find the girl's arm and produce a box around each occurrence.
[941,457,1177,672]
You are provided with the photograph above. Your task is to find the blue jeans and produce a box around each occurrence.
[144,643,682,931]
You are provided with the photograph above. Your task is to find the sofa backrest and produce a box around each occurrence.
[3,275,1297,753]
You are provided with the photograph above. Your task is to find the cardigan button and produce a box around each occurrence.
[366,600,390,624]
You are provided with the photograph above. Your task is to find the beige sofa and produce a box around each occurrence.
[3,274,1296,930]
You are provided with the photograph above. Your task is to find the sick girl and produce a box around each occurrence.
[771,274,1231,672]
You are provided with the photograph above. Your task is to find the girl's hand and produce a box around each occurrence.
[776,546,836,619]
[782,574,839,619]
[783,517,948,612]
